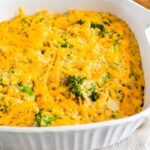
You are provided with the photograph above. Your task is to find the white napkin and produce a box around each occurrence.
[99,117,150,150]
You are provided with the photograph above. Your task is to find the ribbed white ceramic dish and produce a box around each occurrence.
[0,0,150,150]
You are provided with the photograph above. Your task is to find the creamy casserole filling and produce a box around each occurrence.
[0,9,144,127]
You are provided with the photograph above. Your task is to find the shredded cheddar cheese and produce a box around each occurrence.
[0,9,144,127]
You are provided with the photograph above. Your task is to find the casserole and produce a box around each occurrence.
[0,0,150,150]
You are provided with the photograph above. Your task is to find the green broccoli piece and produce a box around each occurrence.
[71,86,83,97]
[113,44,119,53]
[102,73,110,83]
[1,105,8,113]
[61,41,73,48]
[91,23,104,30]
[66,76,100,101]
[90,83,99,101]
[91,22,106,37]
[75,19,85,25]
[90,83,96,91]
[35,109,60,127]
[91,91,99,101]
[66,76,86,97]
[66,75,86,86]
[61,42,68,48]
[18,82,33,96]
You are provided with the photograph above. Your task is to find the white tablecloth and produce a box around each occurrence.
[99,117,150,150]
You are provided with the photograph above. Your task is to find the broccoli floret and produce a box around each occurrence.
[91,91,99,101]
[1,105,8,113]
[66,76,86,97]
[91,23,104,30]
[90,83,96,91]
[61,42,68,48]
[65,76,100,101]
[71,86,83,97]
[113,44,119,53]
[90,83,99,101]
[18,82,33,96]
[75,19,85,25]
[102,73,110,83]
[35,109,60,127]
[90,22,106,37]
[61,41,73,48]
[66,76,86,86]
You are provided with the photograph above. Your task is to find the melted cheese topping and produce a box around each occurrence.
[0,9,144,127]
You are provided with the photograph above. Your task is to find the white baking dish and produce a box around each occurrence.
[0,0,150,150]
